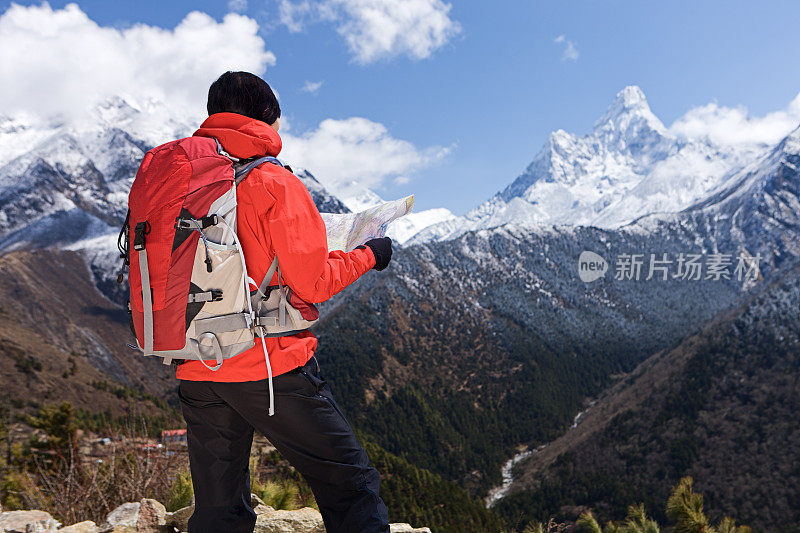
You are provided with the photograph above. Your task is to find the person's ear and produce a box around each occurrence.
[270,117,280,132]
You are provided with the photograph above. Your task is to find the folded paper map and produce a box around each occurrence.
[321,195,414,252]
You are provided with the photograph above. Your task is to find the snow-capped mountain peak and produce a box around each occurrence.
[595,86,660,129]
[592,85,668,155]
[411,85,773,244]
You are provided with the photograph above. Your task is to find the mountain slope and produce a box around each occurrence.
[637,124,800,276]
[483,125,800,529]
[0,98,193,252]
[494,256,800,531]
[310,120,800,502]
[0,249,175,415]
[314,222,746,496]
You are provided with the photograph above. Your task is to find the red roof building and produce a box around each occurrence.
[160,429,187,444]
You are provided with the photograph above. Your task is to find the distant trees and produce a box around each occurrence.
[0,401,9,467]
[666,477,749,533]
[26,402,78,455]
[572,477,749,533]
[578,503,659,533]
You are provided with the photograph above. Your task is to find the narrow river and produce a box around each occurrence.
[485,401,595,508]
[484,448,536,508]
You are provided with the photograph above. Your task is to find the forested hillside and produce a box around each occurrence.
[494,260,800,530]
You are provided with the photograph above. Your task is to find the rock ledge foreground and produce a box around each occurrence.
[0,497,431,532]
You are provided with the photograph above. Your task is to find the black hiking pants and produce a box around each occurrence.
[178,356,390,533]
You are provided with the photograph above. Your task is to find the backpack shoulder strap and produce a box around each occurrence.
[209,136,287,185]
[234,156,285,185]
[258,256,280,296]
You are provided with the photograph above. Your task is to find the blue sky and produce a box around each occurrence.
[3,0,800,214]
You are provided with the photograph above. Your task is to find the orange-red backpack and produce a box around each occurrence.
[118,136,317,415]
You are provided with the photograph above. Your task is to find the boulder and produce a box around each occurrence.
[390,524,433,533]
[57,521,98,532]
[0,510,59,532]
[253,504,274,517]
[165,494,275,532]
[249,494,274,517]
[164,506,192,532]
[104,503,139,529]
[101,500,167,533]
[254,507,325,533]
[135,500,167,532]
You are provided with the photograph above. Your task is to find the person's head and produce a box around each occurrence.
[207,71,281,131]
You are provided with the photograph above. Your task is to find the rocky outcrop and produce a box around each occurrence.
[55,523,98,533]
[100,499,167,532]
[253,507,324,533]
[165,495,431,533]
[389,525,431,533]
[0,495,430,533]
[0,510,60,532]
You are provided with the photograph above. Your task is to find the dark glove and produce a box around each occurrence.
[360,237,393,271]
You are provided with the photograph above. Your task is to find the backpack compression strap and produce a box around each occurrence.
[231,150,288,307]
[132,221,154,355]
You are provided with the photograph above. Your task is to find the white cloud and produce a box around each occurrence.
[228,0,248,12]
[301,80,324,94]
[0,3,275,118]
[280,117,449,191]
[554,34,579,62]
[0,3,451,198]
[278,0,461,64]
[670,94,800,147]
[278,0,323,32]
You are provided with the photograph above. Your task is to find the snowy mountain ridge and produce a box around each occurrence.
[411,86,770,244]
[1,86,792,257]
[0,96,444,257]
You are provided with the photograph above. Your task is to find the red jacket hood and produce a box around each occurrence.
[193,113,282,159]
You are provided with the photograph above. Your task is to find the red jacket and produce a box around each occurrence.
[176,113,375,382]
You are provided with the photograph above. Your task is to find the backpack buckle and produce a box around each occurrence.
[174,214,219,230]
[187,289,224,304]
[133,221,151,251]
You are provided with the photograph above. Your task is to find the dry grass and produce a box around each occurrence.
[4,418,187,525]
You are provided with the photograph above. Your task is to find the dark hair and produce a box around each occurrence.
[207,71,281,125]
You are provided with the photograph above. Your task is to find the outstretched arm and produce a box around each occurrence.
[264,174,376,303]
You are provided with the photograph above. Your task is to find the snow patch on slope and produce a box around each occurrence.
[387,207,456,243]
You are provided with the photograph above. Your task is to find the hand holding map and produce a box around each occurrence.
[321,195,414,252]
